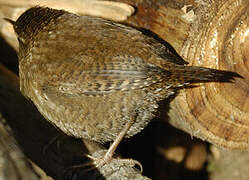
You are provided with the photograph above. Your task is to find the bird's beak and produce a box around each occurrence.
[4,18,16,26]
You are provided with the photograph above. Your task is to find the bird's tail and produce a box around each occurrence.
[165,65,242,84]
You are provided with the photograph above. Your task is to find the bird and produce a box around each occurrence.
[5,6,241,169]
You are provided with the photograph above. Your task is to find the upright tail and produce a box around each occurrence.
[166,65,242,84]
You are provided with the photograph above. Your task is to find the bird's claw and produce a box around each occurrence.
[87,154,143,172]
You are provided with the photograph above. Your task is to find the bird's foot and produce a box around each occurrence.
[66,150,143,174]
[86,153,143,172]
[64,150,144,179]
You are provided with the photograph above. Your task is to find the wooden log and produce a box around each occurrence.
[119,0,249,150]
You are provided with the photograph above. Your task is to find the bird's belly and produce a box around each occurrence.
[30,89,159,143]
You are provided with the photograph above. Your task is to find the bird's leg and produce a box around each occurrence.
[87,116,143,171]
[103,117,135,162]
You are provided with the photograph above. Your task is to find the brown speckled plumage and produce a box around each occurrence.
[10,7,241,145]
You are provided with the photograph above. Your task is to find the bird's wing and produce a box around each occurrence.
[39,55,167,96]
[32,17,179,96]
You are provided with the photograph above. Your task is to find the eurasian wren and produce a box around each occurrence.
[7,7,241,168]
